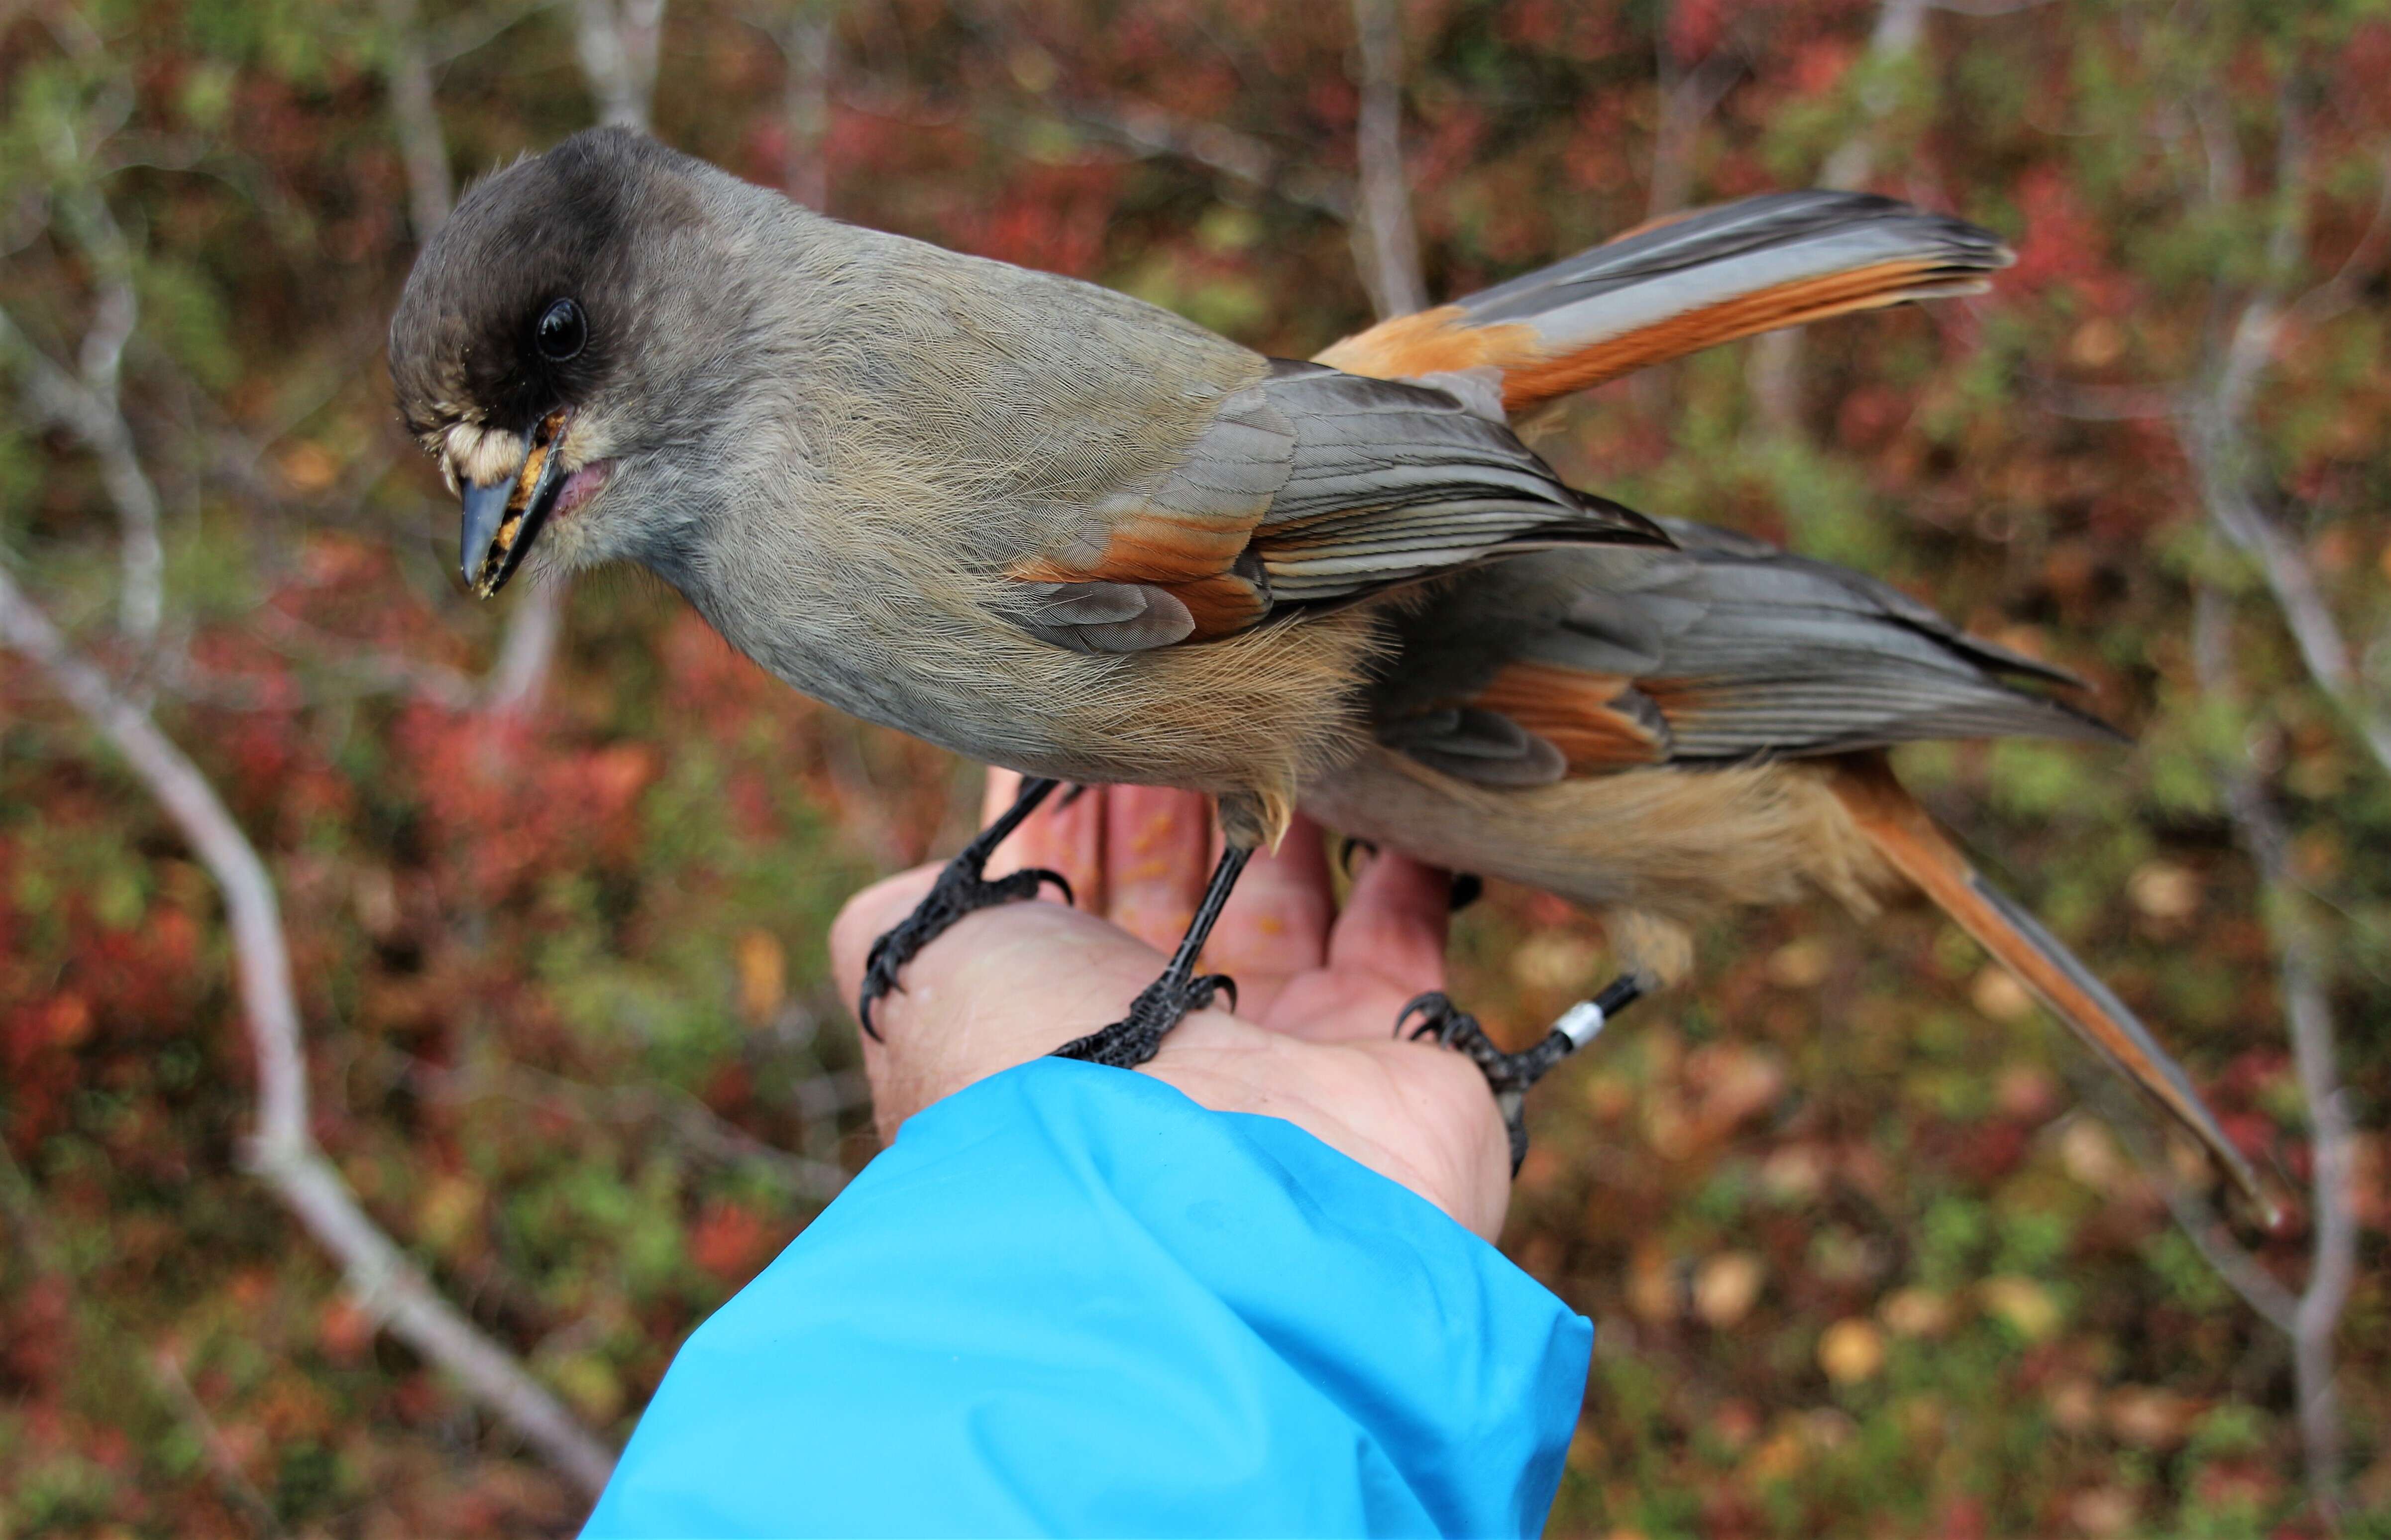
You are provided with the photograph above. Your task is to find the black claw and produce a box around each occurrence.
[1399,990,1624,1175]
[1448,873,1484,912]
[857,778,1068,1038]
[1052,842,1255,1074]
[1053,969,1235,1069]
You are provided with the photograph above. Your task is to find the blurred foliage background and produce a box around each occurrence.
[2,0,2388,1534]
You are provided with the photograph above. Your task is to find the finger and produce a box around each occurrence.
[1326,847,1451,995]
[979,768,1021,825]
[980,771,1105,911]
[1199,815,1333,1013]
[1103,785,1212,951]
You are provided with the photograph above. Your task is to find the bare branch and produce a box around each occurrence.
[480,0,670,720]
[0,569,616,1498]
[1747,0,1925,433]
[1347,0,1424,319]
[398,1049,859,1203]
[380,0,455,241]
[0,1144,289,1535]
[0,299,166,650]
[480,578,567,715]
[574,0,667,132]
[2287,144,2391,327]
[150,1345,289,1537]
[2032,377,2187,421]
[429,0,566,67]
[1646,44,1742,222]
[2192,575,2358,1528]
[2177,108,2391,781]
[1923,0,2051,15]
[750,2,835,210]
[2162,1180,2299,1331]
[1038,93,1354,220]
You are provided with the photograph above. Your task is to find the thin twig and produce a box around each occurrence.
[1747,0,1926,433]
[396,1048,859,1203]
[480,578,568,715]
[481,0,670,720]
[150,1346,288,1538]
[1645,45,1742,223]
[1038,94,1354,220]
[2191,535,2357,1531]
[573,0,666,132]
[380,0,455,242]
[1,285,164,652]
[2175,101,2391,781]
[749,2,834,210]
[0,570,616,1498]
[1347,0,1424,319]
[0,1146,287,1536]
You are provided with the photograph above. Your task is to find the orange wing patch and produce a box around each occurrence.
[1470,661,1669,771]
[1009,507,1270,640]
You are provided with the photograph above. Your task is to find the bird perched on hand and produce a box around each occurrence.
[389,127,2261,1212]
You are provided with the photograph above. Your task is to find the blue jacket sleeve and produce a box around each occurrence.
[580,1058,1592,1539]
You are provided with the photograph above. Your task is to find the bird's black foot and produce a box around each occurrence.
[1399,977,1644,1174]
[1053,967,1238,1069]
[1051,842,1256,1070]
[857,777,1071,1039]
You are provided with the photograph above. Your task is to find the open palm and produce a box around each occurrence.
[830,774,1512,1238]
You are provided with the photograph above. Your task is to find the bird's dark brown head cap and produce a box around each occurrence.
[389,125,701,443]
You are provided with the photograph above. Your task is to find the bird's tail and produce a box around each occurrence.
[1315,191,2012,416]
[1828,760,2272,1219]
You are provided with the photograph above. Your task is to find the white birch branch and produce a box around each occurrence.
[1347,0,1425,319]
[380,0,456,242]
[574,0,666,132]
[757,1,834,210]
[483,0,669,719]
[1645,44,1742,223]
[0,570,616,1498]
[1747,0,1926,433]
[2176,107,2391,782]
[2188,583,2358,1525]
[1,211,163,650]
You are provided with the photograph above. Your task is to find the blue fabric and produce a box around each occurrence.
[581,1058,1591,1539]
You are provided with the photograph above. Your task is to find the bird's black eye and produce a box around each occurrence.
[535,298,586,362]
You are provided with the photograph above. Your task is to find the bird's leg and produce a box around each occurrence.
[1399,976,1646,1173]
[857,775,1074,1039]
[1053,844,1253,1069]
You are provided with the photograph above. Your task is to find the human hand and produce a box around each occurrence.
[829,775,1512,1238]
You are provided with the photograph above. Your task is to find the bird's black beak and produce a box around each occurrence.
[459,410,568,598]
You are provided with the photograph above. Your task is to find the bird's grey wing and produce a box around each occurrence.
[1241,362,1662,606]
[1000,360,1664,650]
[1370,527,2117,786]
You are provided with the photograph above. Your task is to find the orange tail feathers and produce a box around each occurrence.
[1315,192,2011,416]
[1829,760,2273,1220]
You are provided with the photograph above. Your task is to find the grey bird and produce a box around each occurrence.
[389,127,2264,1210]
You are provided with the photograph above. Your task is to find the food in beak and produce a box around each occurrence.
[460,410,569,598]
